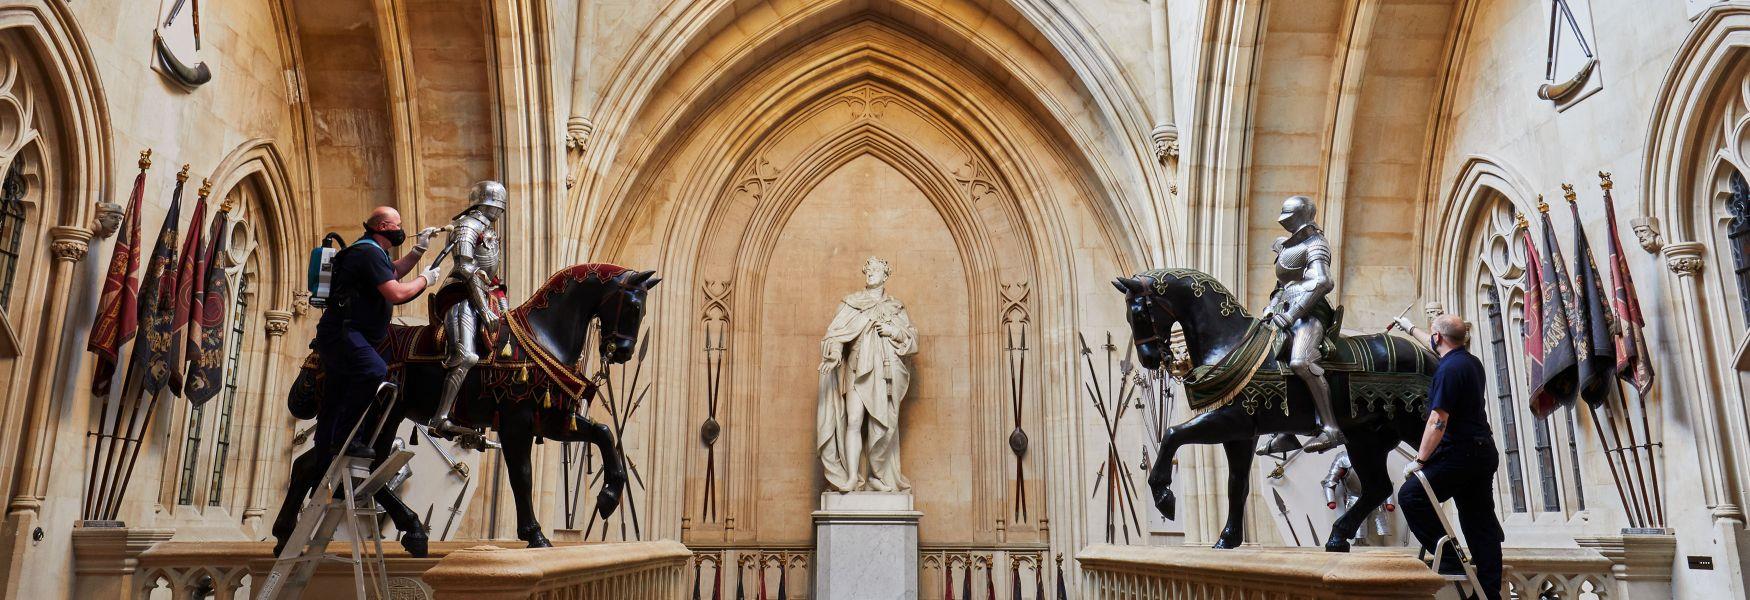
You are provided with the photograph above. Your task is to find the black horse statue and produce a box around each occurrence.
[273,264,660,555]
[1114,268,1433,551]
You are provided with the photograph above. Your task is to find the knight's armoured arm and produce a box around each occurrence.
[1285,252,1334,322]
[1321,461,1344,505]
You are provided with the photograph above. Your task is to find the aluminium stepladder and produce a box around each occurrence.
[256,382,415,600]
[1411,469,1490,600]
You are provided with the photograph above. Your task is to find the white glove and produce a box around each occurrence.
[1394,317,1414,332]
[1401,459,1424,480]
[420,267,442,287]
[414,227,439,252]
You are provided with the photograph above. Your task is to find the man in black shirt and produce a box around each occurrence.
[314,206,439,459]
[1395,313,1504,600]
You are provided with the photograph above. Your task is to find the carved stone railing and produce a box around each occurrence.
[1500,547,1614,599]
[75,530,689,600]
[422,540,690,598]
[1078,545,1446,599]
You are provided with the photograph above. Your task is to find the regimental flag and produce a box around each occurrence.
[945,562,955,600]
[183,190,231,405]
[1529,198,1580,418]
[1012,565,1023,600]
[776,566,787,600]
[133,166,190,400]
[985,562,995,600]
[166,178,211,397]
[1565,184,1618,407]
[961,561,971,600]
[88,150,150,395]
[1600,173,1655,396]
[735,565,744,600]
[692,561,701,600]
[1056,556,1068,600]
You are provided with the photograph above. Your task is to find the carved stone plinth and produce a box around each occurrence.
[71,525,173,600]
[813,492,921,600]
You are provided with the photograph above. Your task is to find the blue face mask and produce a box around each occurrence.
[1429,334,1439,350]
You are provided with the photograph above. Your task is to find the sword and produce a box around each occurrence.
[440,478,472,540]
[1270,488,1301,545]
[290,424,316,447]
[417,425,472,480]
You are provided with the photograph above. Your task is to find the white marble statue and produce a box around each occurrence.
[818,256,919,493]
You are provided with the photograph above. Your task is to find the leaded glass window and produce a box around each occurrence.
[1484,286,1529,513]
[175,403,205,505]
[207,275,249,506]
[0,162,26,309]
[1728,170,1750,323]
[1565,407,1586,510]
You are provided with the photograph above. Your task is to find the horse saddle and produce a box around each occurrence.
[427,280,511,359]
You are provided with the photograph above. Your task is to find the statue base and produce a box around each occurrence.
[813,492,921,600]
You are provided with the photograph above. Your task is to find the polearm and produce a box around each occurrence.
[1271,488,1301,545]
[1587,402,1642,527]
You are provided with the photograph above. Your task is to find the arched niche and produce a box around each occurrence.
[592,20,1141,552]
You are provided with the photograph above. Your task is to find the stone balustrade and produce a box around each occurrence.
[74,529,688,600]
[1077,545,1447,600]
[422,540,690,599]
[1500,546,1614,599]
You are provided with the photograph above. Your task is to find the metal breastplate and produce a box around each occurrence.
[476,226,501,279]
[1273,232,1328,288]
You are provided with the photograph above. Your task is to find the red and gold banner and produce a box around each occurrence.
[87,150,150,395]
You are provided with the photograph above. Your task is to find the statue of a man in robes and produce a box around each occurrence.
[818,257,919,493]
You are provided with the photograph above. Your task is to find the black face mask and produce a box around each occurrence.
[367,223,407,247]
[1429,335,1439,351]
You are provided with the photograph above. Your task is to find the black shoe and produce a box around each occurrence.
[1436,553,1466,576]
[401,528,429,558]
[343,441,376,460]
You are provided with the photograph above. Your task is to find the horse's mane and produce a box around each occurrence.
[515,263,630,315]
[1137,268,1250,318]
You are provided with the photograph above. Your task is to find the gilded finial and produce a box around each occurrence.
[1537,194,1550,213]
[1599,171,1613,191]
[1561,183,1577,204]
[137,149,152,170]
[198,177,213,199]
[220,194,236,213]
[176,163,191,182]
[1515,212,1528,230]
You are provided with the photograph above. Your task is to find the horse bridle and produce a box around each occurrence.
[1129,287,1176,348]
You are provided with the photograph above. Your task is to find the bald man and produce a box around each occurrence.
[1397,314,1504,600]
[313,206,440,459]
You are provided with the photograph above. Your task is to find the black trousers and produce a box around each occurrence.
[313,328,388,456]
[1398,437,1504,600]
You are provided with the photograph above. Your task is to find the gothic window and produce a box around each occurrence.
[1483,286,1529,513]
[207,274,249,506]
[1727,170,1750,323]
[0,161,26,309]
[1464,191,1590,518]
[174,401,206,505]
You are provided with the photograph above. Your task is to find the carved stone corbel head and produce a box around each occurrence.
[1630,216,1664,254]
[91,202,124,239]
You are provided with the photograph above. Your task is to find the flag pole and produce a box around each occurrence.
[1551,191,1636,525]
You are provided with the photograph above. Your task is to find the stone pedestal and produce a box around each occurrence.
[813,492,921,600]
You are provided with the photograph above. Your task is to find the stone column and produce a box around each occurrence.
[565,0,596,155]
[1662,241,1748,599]
[240,309,294,538]
[0,226,91,599]
[1148,0,1178,163]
